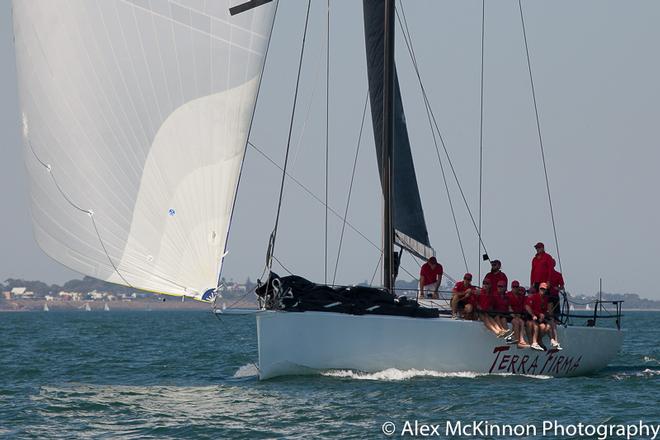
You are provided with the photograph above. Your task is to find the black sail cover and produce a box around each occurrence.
[362,0,434,259]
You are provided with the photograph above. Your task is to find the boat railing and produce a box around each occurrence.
[560,293,623,330]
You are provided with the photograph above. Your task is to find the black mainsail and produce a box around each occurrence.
[362,0,434,262]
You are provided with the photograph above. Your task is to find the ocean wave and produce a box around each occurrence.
[612,368,660,380]
[643,355,659,364]
[321,368,551,381]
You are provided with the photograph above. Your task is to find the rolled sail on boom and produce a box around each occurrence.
[12,0,277,299]
[362,0,434,260]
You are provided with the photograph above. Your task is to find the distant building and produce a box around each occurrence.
[11,287,34,298]
[2,291,11,300]
[45,295,55,301]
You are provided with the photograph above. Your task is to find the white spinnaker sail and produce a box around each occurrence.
[12,0,276,299]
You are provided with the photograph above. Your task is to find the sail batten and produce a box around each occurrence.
[362,0,434,261]
[13,0,277,299]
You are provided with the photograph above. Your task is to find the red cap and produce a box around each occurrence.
[511,280,520,288]
[463,273,473,280]
[534,242,544,249]
[428,256,437,264]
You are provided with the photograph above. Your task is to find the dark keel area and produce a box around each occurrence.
[256,273,439,318]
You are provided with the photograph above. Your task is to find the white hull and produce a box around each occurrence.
[256,311,623,380]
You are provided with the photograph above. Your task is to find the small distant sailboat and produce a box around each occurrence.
[84,303,91,312]
[104,302,110,312]
[585,303,591,311]
[43,302,49,312]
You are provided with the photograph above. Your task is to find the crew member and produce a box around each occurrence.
[525,286,549,351]
[483,259,508,295]
[493,280,510,331]
[548,269,565,320]
[506,280,530,348]
[540,282,562,350]
[476,280,511,338]
[530,242,556,289]
[451,273,475,319]
[419,256,443,300]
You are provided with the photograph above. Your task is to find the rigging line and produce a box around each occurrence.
[325,0,330,284]
[517,0,563,275]
[395,2,489,261]
[251,138,421,288]
[272,255,294,276]
[221,1,279,287]
[248,140,381,254]
[478,0,486,283]
[332,92,368,285]
[395,4,468,273]
[27,140,142,291]
[369,253,382,286]
[268,0,313,271]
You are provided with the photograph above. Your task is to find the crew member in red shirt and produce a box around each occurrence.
[450,273,476,319]
[548,269,565,320]
[506,281,530,348]
[418,256,443,300]
[492,280,510,331]
[476,280,511,338]
[530,242,556,289]
[540,282,563,350]
[524,286,548,351]
[483,259,508,295]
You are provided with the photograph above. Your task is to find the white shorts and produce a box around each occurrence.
[419,280,440,298]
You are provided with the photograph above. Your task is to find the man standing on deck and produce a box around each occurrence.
[419,256,443,300]
[530,242,556,290]
[483,259,508,295]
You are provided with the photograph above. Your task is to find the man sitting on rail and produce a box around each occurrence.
[476,280,512,338]
[492,280,510,331]
[450,273,476,319]
[525,286,548,351]
[506,280,530,348]
[540,282,563,350]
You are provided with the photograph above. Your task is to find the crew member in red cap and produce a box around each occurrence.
[540,282,562,350]
[530,242,556,289]
[419,256,443,300]
[548,269,565,320]
[451,273,476,319]
[492,280,510,331]
[506,281,530,348]
[525,285,549,351]
[476,280,511,338]
[483,259,508,296]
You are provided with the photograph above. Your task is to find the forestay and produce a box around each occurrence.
[12,0,277,299]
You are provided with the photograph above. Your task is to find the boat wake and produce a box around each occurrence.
[321,368,552,381]
[232,363,260,379]
[610,367,660,380]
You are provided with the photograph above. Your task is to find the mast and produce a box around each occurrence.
[382,0,395,292]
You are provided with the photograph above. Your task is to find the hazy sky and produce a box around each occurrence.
[2,0,659,299]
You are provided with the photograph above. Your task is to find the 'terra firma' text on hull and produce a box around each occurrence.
[256,311,623,380]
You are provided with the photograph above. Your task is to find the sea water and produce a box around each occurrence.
[1,310,658,439]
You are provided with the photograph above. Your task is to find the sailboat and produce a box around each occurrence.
[104,302,110,312]
[84,303,92,312]
[12,0,622,379]
[43,302,49,312]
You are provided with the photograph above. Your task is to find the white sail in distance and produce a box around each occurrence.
[12,0,277,299]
